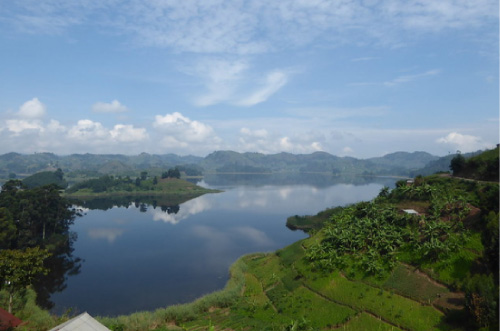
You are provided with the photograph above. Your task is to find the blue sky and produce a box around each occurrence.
[0,0,498,158]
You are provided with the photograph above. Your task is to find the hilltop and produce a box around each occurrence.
[0,149,467,181]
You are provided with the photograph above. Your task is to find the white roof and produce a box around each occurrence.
[49,312,110,331]
[403,209,419,214]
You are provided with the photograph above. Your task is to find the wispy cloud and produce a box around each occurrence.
[383,69,441,86]
[190,58,248,107]
[3,1,497,52]
[350,69,441,87]
[351,57,378,62]
[92,100,129,113]
[187,58,288,107]
[236,71,288,106]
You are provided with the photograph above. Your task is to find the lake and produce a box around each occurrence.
[49,174,398,316]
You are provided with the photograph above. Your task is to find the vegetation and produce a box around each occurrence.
[0,247,51,313]
[64,174,219,198]
[286,207,343,233]
[450,146,499,181]
[0,148,496,330]
[22,169,67,189]
[95,172,497,330]
[0,180,80,327]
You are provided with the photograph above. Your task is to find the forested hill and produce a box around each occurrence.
[0,148,494,179]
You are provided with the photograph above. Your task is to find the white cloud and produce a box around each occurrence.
[110,124,148,142]
[436,132,492,153]
[5,119,44,134]
[153,112,221,152]
[92,100,129,113]
[240,127,268,139]
[46,119,66,133]
[237,127,323,154]
[67,119,109,141]
[236,71,288,106]
[17,97,46,118]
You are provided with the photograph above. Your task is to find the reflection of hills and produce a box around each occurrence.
[202,173,399,188]
[69,195,199,211]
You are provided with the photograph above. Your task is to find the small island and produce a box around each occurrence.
[63,172,221,199]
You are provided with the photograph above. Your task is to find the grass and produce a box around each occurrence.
[382,264,449,303]
[295,264,446,331]
[0,288,64,331]
[341,312,404,331]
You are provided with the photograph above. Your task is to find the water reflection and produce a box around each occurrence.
[150,196,212,225]
[202,173,398,188]
[87,228,125,243]
[49,175,397,316]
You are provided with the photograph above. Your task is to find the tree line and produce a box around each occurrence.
[0,180,80,313]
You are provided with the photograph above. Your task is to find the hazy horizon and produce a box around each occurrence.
[0,147,484,160]
[1,1,498,158]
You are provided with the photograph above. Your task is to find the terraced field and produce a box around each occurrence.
[180,238,463,330]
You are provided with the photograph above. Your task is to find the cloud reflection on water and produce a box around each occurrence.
[150,196,212,225]
[232,226,273,246]
[87,228,125,243]
[226,183,381,214]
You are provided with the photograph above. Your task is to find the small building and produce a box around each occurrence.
[0,307,23,330]
[49,312,110,331]
[403,209,419,215]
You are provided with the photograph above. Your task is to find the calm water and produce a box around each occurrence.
[50,175,397,316]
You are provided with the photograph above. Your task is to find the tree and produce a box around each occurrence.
[169,167,181,179]
[0,247,51,313]
[140,171,148,180]
[0,208,16,249]
[0,182,77,249]
[464,274,498,328]
[450,153,466,176]
[153,176,158,185]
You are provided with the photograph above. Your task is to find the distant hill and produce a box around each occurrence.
[451,146,499,181]
[410,150,489,177]
[367,151,437,170]
[22,169,68,189]
[0,153,203,179]
[201,150,439,176]
[6,149,490,180]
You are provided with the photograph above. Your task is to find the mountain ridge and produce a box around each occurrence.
[0,149,490,179]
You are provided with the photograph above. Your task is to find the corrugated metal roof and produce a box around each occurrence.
[49,312,110,331]
[0,307,23,330]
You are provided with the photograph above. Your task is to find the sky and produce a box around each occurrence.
[0,0,498,158]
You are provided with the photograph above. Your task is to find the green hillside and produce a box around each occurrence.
[95,170,498,330]
[450,146,499,181]
[22,169,67,189]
